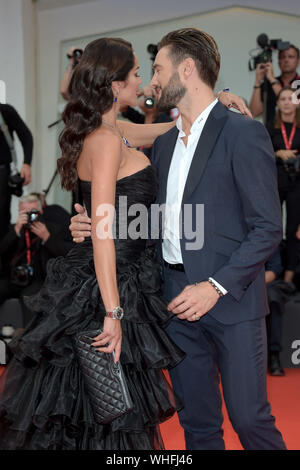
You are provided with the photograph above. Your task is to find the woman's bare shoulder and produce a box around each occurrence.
[83,126,121,152]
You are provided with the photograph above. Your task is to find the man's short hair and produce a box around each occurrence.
[19,194,42,211]
[158,28,220,89]
[278,45,300,60]
[29,192,46,208]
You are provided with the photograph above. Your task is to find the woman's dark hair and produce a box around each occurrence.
[274,86,300,128]
[158,28,220,89]
[58,37,134,191]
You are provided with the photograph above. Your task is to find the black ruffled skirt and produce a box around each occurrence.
[0,242,185,450]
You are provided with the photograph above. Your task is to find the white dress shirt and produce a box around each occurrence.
[162,98,227,295]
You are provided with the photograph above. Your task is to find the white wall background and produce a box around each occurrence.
[0,0,299,216]
[0,0,36,221]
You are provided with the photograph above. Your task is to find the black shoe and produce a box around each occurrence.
[268,352,285,376]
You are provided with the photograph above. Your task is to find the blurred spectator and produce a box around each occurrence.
[265,248,287,376]
[60,46,80,101]
[250,45,300,124]
[29,191,72,228]
[267,87,300,288]
[0,103,33,239]
[0,194,73,325]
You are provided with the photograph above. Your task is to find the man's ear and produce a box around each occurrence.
[181,57,195,79]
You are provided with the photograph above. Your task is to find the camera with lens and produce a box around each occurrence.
[144,96,156,109]
[284,154,300,181]
[144,44,159,109]
[147,44,158,62]
[10,210,42,286]
[67,48,83,67]
[8,163,24,197]
[25,209,42,229]
[11,264,34,287]
[248,34,290,71]
[8,172,24,197]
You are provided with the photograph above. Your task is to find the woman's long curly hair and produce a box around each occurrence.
[58,37,134,191]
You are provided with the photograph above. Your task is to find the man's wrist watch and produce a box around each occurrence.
[105,306,124,320]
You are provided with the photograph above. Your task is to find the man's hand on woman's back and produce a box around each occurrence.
[70,203,92,243]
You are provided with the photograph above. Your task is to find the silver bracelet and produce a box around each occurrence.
[207,278,224,297]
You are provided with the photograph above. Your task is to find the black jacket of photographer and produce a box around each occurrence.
[0,104,34,240]
[0,215,73,283]
[0,103,33,166]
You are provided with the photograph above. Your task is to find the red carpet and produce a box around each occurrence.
[0,366,299,449]
[160,368,300,450]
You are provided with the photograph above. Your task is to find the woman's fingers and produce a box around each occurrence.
[91,332,122,361]
[92,331,110,342]
[91,336,111,347]
[233,98,252,118]
[114,339,122,363]
[97,338,117,354]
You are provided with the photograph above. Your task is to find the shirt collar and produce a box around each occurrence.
[176,98,218,137]
[278,74,300,85]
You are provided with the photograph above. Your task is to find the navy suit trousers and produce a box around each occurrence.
[163,266,286,450]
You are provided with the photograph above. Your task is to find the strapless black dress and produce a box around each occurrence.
[0,165,185,450]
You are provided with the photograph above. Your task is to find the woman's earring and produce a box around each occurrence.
[113,89,119,103]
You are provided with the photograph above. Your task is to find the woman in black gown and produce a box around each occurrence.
[0,37,186,450]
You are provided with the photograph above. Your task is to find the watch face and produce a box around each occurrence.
[113,306,124,319]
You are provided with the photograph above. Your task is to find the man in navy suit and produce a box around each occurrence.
[149,28,286,450]
[69,28,286,450]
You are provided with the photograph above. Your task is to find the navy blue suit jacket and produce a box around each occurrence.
[151,101,282,324]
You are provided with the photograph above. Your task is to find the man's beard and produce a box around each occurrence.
[157,71,187,111]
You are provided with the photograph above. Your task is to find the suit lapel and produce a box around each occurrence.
[182,102,228,205]
[157,126,179,205]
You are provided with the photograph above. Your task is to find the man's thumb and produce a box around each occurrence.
[74,203,85,214]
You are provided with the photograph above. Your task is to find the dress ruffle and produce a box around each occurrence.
[0,244,185,450]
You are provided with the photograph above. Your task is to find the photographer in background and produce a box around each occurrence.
[60,46,83,100]
[267,87,300,290]
[0,194,73,325]
[0,103,33,239]
[250,45,300,124]
[29,191,72,229]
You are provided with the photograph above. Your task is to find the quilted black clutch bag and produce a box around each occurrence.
[72,329,133,424]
